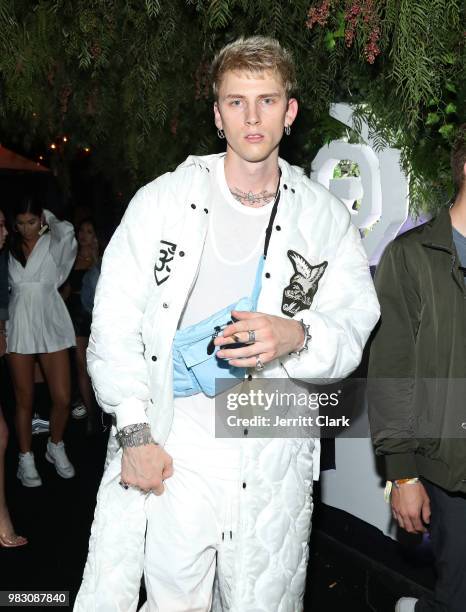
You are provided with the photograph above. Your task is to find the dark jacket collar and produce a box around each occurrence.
[421,206,465,291]
[421,206,454,252]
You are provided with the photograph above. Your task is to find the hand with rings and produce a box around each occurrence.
[214,309,306,370]
[119,479,165,494]
[119,444,174,496]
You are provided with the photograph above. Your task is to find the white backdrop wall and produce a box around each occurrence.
[311,103,409,537]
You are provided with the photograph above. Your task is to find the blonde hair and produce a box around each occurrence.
[211,36,297,100]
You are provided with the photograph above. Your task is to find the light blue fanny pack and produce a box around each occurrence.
[172,255,264,397]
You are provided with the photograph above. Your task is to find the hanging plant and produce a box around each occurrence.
[0,0,462,214]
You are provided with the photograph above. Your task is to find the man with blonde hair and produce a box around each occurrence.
[76,36,379,611]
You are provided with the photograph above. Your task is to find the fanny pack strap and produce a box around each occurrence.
[250,169,281,306]
[251,255,264,308]
[263,184,281,260]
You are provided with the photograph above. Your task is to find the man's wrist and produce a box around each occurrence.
[384,477,420,502]
[393,477,420,488]
[116,423,158,448]
[289,319,311,356]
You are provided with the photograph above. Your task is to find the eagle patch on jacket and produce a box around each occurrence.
[281,249,328,317]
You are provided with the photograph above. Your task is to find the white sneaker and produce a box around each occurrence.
[31,413,50,435]
[395,598,418,612]
[17,452,42,487]
[45,438,75,478]
[71,401,87,420]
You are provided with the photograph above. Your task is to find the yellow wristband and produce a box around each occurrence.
[393,477,419,488]
[384,478,419,503]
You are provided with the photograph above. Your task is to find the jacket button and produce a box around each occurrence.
[283,184,288,190]
[247,374,252,381]
[151,356,157,362]
[204,208,209,214]
[265,272,271,279]
[242,482,247,489]
[191,203,196,209]
[243,428,248,436]
[163,302,169,309]
[179,251,185,257]
[291,188,295,193]
[275,225,281,231]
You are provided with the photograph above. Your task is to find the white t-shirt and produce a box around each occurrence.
[167,156,274,479]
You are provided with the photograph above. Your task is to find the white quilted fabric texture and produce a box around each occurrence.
[75,436,314,611]
[216,438,314,612]
[74,442,147,611]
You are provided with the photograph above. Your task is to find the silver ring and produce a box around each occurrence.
[119,480,129,490]
[246,330,256,345]
[255,356,265,372]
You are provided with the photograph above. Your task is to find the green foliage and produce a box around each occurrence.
[0,0,463,214]
[333,160,361,178]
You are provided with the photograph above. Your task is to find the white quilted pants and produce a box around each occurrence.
[140,436,241,612]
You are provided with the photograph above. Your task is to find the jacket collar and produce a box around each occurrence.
[421,206,454,253]
[422,206,465,291]
[179,152,304,189]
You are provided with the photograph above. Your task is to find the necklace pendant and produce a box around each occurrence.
[246,191,255,202]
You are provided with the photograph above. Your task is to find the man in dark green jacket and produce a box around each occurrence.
[369,126,466,612]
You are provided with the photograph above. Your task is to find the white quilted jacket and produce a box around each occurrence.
[75,154,380,611]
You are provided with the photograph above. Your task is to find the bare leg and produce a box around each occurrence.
[34,361,44,384]
[38,350,71,444]
[75,336,94,414]
[0,406,27,545]
[7,354,35,454]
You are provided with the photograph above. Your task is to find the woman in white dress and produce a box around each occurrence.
[7,194,77,487]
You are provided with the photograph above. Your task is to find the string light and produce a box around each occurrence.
[63,136,68,142]
[84,147,91,153]
[50,143,56,150]
[39,155,44,161]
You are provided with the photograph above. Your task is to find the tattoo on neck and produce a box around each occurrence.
[229,187,276,207]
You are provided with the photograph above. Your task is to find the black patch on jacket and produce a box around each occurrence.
[154,240,177,286]
[281,250,328,317]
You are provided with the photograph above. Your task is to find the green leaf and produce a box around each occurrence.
[438,124,455,139]
[325,32,336,50]
[426,112,440,125]
[445,82,456,93]
[333,11,345,38]
[442,53,456,65]
[445,102,457,114]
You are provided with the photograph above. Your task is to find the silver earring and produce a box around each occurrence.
[285,125,291,136]
[217,128,225,139]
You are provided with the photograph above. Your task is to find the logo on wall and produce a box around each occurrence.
[281,250,328,317]
[311,103,409,266]
[154,240,177,286]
